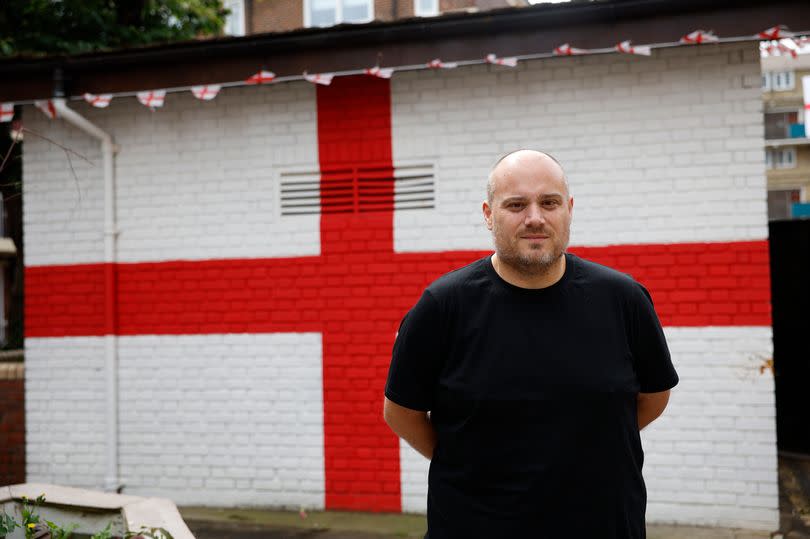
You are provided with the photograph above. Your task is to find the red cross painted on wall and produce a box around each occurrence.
[26,75,771,511]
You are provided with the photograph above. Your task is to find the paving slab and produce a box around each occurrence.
[180,507,777,539]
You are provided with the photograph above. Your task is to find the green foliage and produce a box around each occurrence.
[125,527,174,538]
[0,510,20,535]
[44,519,79,539]
[0,0,229,57]
[20,495,45,538]
[0,497,175,539]
[90,522,113,539]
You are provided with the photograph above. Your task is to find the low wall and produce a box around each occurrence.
[0,361,25,486]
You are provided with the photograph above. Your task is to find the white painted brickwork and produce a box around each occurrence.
[25,338,108,487]
[22,39,777,529]
[23,83,320,267]
[26,334,325,508]
[644,327,777,531]
[400,327,778,530]
[392,42,767,251]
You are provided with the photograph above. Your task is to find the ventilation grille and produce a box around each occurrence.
[280,164,435,216]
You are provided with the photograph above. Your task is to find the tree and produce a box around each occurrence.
[0,1,230,349]
[0,0,229,57]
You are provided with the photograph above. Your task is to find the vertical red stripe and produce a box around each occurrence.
[316,75,401,511]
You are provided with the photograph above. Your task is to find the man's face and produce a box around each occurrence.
[483,152,573,273]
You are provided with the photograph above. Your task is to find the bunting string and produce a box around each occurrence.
[2,25,808,118]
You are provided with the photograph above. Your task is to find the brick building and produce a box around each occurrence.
[761,52,810,219]
[232,0,528,35]
[3,0,810,533]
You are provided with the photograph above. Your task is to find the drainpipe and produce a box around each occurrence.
[51,83,121,492]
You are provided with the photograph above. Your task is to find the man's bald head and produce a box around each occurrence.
[487,150,569,204]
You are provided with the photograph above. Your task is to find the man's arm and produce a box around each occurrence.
[383,397,437,460]
[637,390,670,430]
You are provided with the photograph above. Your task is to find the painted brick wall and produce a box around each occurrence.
[25,334,325,506]
[0,363,25,486]
[392,44,767,251]
[21,41,777,530]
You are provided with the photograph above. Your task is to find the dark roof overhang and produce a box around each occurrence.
[1,0,809,102]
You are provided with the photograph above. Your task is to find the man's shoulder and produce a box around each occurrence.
[570,253,642,292]
[425,256,491,299]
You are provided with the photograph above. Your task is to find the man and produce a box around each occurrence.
[383,150,678,538]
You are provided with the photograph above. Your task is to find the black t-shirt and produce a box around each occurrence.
[385,253,678,539]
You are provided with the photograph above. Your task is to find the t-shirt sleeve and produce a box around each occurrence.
[385,289,444,411]
[631,283,679,393]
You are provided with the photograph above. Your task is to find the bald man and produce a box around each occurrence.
[384,150,678,539]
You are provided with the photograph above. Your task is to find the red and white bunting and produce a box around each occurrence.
[427,59,458,69]
[246,70,276,84]
[136,90,166,109]
[34,100,57,119]
[679,30,719,44]
[764,41,798,58]
[83,93,113,108]
[553,43,589,56]
[485,53,518,67]
[615,40,651,56]
[757,26,794,40]
[191,85,221,100]
[303,72,335,86]
[364,66,394,79]
[0,103,13,123]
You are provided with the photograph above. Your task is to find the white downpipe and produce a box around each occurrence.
[52,98,121,492]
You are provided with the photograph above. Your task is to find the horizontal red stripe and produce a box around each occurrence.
[25,240,770,338]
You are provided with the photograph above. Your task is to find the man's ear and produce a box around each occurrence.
[483,200,493,230]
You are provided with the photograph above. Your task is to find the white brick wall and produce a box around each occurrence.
[22,39,777,530]
[400,327,778,530]
[23,83,321,267]
[27,334,326,508]
[392,42,767,252]
[25,338,108,486]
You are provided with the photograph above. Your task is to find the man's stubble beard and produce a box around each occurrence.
[492,223,570,277]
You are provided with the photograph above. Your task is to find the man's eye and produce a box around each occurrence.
[507,203,523,210]
[543,200,560,207]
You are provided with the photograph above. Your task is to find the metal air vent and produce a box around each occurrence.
[280,164,435,216]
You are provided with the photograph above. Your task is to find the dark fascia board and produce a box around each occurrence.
[1,0,808,101]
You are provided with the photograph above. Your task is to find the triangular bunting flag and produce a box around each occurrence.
[757,26,794,40]
[191,85,221,100]
[136,90,166,109]
[485,54,518,67]
[427,59,458,69]
[84,93,113,108]
[34,100,57,119]
[246,70,276,84]
[679,30,719,44]
[364,67,394,79]
[0,103,13,123]
[553,44,589,56]
[615,40,652,56]
[303,72,335,86]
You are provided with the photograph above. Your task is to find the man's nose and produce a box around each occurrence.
[524,204,546,226]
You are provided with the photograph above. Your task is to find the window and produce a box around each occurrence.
[765,112,800,139]
[306,0,373,27]
[762,72,771,91]
[772,71,795,91]
[765,148,797,169]
[223,0,246,36]
[415,0,439,17]
[767,189,801,220]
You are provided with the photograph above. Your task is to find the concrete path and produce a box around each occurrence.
[181,508,777,539]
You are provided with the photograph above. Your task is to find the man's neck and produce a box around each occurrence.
[491,253,567,289]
